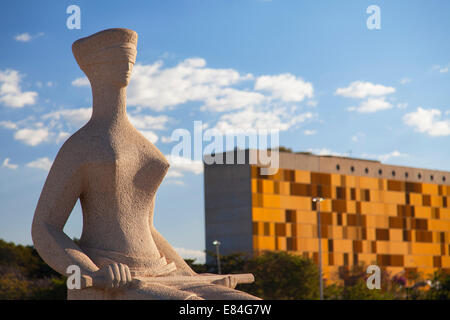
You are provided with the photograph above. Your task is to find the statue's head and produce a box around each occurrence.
[72,28,138,88]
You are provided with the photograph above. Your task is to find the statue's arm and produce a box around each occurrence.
[31,148,99,278]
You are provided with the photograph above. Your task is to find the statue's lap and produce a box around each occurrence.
[68,281,260,300]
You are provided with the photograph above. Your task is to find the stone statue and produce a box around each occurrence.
[31,28,259,300]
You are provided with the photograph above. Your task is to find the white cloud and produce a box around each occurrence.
[2,158,18,170]
[378,150,408,162]
[15,33,32,42]
[42,108,92,127]
[307,100,318,107]
[139,130,158,144]
[303,129,317,135]
[254,73,313,102]
[308,148,407,163]
[335,81,395,99]
[165,170,184,178]
[26,157,53,171]
[348,97,393,113]
[397,102,408,109]
[163,179,186,186]
[199,87,266,112]
[433,64,449,74]
[14,128,49,146]
[160,136,173,143]
[127,113,172,144]
[400,78,412,84]
[0,69,38,108]
[2,108,90,147]
[126,58,314,114]
[128,114,169,131]
[0,120,18,130]
[307,148,349,157]
[127,59,253,111]
[165,155,203,175]
[71,77,90,87]
[212,107,314,134]
[361,150,409,162]
[14,32,44,42]
[174,247,205,263]
[56,131,70,143]
[403,107,450,136]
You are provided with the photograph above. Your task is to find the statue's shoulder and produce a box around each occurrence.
[58,124,127,167]
[54,125,106,165]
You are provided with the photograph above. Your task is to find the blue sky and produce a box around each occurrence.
[0,1,449,263]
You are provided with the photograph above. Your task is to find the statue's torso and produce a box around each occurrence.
[70,120,169,265]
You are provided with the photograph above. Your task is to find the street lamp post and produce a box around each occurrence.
[212,240,222,274]
[312,197,324,300]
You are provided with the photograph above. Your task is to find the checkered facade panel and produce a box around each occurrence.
[250,166,450,280]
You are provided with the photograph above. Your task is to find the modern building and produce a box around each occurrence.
[204,149,450,282]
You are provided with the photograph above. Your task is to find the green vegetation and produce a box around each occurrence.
[0,239,66,300]
[1,239,449,300]
[203,250,450,300]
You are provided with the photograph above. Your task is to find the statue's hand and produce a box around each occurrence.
[211,275,238,289]
[89,263,133,289]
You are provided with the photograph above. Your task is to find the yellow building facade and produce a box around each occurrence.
[250,162,450,282]
[204,150,450,282]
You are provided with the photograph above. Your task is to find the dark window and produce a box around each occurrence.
[275,223,286,237]
[329,253,334,265]
[418,173,422,179]
[350,188,356,200]
[291,183,312,197]
[350,166,355,172]
[389,217,403,229]
[430,175,434,181]
[378,169,382,175]
[285,210,295,222]
[361,189,370,201]
[284,170,295,182]
[366,189,371,201]
[443,176,447,182]
[336,187,346,200]
[252,222,258,235]
[416,230,432,243]
[403,230,411,241]
[286,238,294,251]
[376,228,390,241]
[353,254,359,265]
[264,223,270,236]
[405,172,409,178]
[336,164,340,170]
[365,168,369,174]
[353,240,362,253]
[392,170,396,177]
